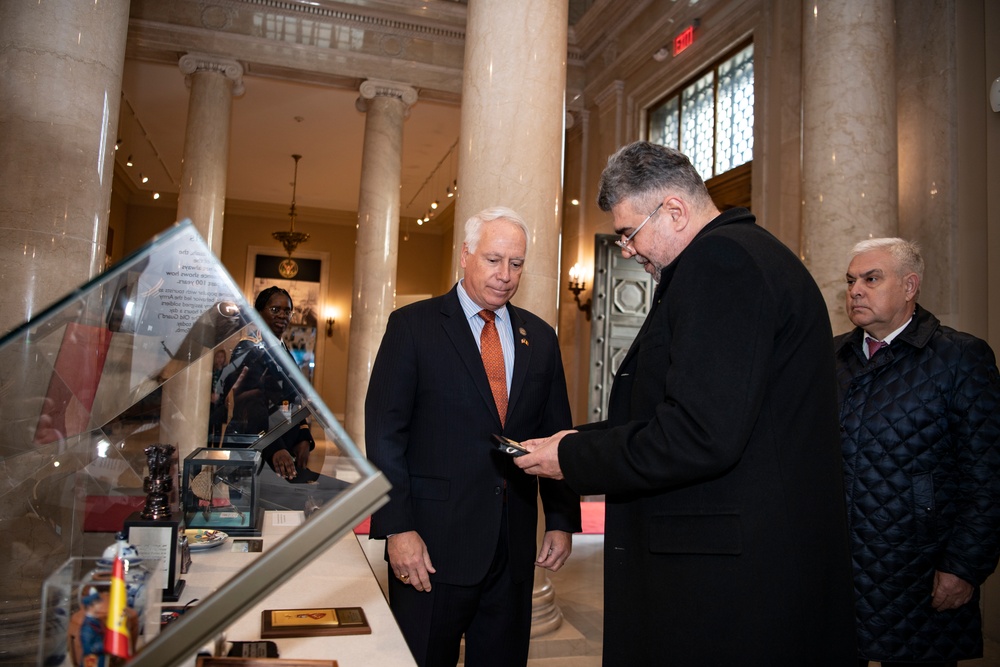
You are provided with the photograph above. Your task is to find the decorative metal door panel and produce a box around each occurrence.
[586,234,655,422]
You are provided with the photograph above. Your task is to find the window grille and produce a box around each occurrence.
[647,42,754,180]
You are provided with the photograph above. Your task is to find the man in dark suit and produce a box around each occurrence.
[516,141,857,665]
[365,206,581,667]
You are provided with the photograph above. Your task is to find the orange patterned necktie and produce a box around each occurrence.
[479,310,507,426]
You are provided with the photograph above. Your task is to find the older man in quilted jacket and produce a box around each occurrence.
[835,237,1000,667]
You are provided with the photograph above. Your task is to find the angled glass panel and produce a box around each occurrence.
[0,220,389,665]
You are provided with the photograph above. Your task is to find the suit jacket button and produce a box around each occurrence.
[494,486,502,495]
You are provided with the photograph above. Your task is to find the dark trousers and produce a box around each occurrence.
[859,661,958,667]
[387,508,533,667]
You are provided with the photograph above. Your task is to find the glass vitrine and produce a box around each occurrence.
[182,448,262,535]
[0,220,390,666]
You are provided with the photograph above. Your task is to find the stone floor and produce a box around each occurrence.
[358,532,1000,667]
[356,533,603,666]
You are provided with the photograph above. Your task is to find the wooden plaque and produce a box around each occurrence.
[260,607,371,638]
[197,659,337,667]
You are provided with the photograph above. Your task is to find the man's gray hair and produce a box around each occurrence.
[464,206,530,254]
[597,140,712,213]
[851,237,924,281]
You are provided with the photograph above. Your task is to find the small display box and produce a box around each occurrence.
[183,448,262,536]
[40,555,162,666]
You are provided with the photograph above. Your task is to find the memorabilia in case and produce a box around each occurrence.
[183,447,262,536]
[1,221,388,666]
[260,607,370,638]
[125,443,186,600]
[39,552,161,667]
[196,658,337,667]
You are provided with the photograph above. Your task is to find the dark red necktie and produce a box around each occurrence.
[866,338,888,359]
[479,310,507,426]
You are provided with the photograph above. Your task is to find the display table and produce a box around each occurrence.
[177,511,414,666]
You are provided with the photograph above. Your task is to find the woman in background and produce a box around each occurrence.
[223,286,314,479]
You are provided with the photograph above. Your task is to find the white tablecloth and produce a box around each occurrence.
[177,511,415,666]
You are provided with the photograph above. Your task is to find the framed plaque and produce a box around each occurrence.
[125,513,185,601]
[196,659,337,667]
[260,607,370,638]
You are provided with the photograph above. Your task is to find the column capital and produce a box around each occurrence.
[178,52,245,96]
[355,79,418,113]
[593,80,625,109]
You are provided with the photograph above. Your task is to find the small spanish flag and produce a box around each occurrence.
[104,545,132,659]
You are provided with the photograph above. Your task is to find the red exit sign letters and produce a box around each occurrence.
[673,25,695,56]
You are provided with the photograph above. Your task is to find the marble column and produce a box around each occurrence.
[452,0,570,639]
[450,0,569,327]
[0,1,129,661]
[0,0,130,334]
[161,54,246,465]
[801,0,898,335]
[344,80,417,449]
[176,52,244,255]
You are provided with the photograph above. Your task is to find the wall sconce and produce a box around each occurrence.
[325,307,338,338]
[567,263,592,321]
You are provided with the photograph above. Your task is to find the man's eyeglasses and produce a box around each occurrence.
[267,306,292,316]
[615,202,663,251]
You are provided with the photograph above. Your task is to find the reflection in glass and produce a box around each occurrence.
[0,221,388,665]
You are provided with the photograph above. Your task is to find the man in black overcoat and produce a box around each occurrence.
[517,141,857,665]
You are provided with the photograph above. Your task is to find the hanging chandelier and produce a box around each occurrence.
[272,153,309,278]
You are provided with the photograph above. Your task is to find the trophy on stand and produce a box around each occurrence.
[141,444,174,520]
[125,444,186,601]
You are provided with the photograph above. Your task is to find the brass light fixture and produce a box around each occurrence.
[568,263,593,321]
[272,154,309,278]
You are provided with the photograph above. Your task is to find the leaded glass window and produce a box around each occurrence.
[716,44,754,173]
[681,72,715,179]
[647,41,754,179]
[649,97,679,150]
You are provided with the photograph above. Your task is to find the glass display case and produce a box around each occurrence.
[40,554,162,666]
[182,448,261,535]
[0,220,390,666]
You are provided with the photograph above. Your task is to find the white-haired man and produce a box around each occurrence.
[837,237,1000,667]
[366,207,580,667]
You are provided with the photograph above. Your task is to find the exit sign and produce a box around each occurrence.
[673,25,695,56]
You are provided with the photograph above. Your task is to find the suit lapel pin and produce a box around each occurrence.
[519,327,527,336]
[521,338,529,346]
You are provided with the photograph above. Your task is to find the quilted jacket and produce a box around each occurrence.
[834,305,1000,661]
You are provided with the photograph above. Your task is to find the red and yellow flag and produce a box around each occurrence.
[104,548,132,659]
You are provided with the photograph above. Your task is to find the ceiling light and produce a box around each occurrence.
[431,200,439,210]
[152,192,160,200]
[126,155,133,167]
[141,173,148,184]
[272,154,310,259]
